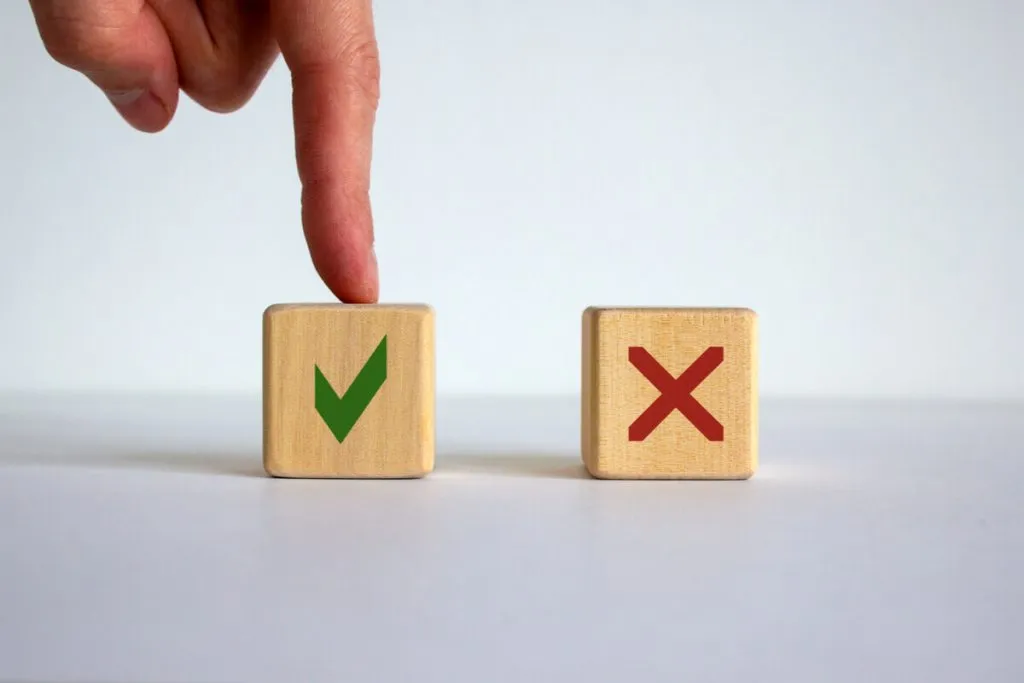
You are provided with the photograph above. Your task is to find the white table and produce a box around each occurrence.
[1,395,1021,682]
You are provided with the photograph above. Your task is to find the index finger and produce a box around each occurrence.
[272,0,380,303]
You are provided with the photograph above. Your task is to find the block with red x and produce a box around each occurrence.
[581,307,758,479]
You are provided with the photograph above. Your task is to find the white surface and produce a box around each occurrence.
[0,394,1021,682]
[2,2,1024,399]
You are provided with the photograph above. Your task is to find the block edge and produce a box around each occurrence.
[581,308,601,473]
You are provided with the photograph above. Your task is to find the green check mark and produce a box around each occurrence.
[314,335,387,443]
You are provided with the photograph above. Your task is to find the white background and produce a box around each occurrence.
[2,395,1022,682]
[1,1,1022,399]
[1,6,1022,681]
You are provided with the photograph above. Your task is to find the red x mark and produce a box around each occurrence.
[628,346,724,442]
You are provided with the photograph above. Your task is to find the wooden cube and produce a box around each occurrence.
[263,303,435,478]
[581,307,758,479]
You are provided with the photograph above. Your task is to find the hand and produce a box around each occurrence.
[28,0,381,303]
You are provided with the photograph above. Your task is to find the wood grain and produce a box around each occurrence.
[582,307,758,479]
[263,303,435,478]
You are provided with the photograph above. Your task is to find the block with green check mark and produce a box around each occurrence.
[262,304,435,478]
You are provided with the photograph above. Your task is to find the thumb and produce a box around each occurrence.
[272,0,381,303]
[29,1,179,133]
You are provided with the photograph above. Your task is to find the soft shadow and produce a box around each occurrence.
[434,396,586,479]
[0,449,266,478]
[434,452,589,479]
[0,398,266,479]
[1,449,585,481]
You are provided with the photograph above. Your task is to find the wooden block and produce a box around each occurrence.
[263,303,435,478]
[581,307,758,479]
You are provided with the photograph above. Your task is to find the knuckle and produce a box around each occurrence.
[289,37,381,106]
[32,2,127,69]
[183,65,258,113]
[339,38,381,104]
[181,45,277,114]
[39,18,107,68]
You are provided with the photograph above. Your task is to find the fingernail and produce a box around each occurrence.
[366,246,380,302]
[105,88,145,106]
[368,245,378,277]
[105,89,170,133]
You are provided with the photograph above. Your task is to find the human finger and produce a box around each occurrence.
[147,0,277,113]
[29,0,179,132]
[271,0,381,303]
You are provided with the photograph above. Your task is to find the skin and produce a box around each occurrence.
[27,0,381,303]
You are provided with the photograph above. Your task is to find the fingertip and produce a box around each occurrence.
[303,199,380,303]
[313,248,380,304]
[273,0,381,304]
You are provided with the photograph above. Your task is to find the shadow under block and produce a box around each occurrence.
[581,307,758,480]
[263,304,435,478]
